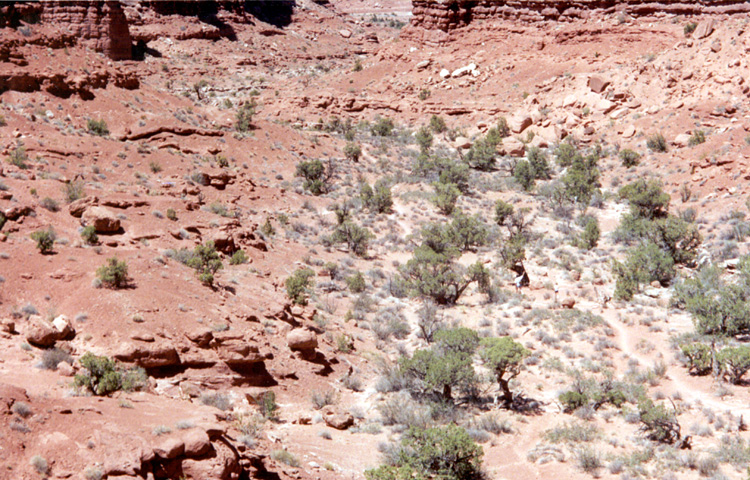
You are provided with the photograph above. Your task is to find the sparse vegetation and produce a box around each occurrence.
[87,118,109,136]
[286,268,315,305]
[96,257,130,288]
[31,228,56,254]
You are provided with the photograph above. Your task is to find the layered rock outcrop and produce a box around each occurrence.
[411,0,750,31]
[0,1,132,60]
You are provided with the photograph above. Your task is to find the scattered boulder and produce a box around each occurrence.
[287,328,318,351]
[588,76,610,93]
[454,136,471,149]
[509,115,532,134]
[694,19,714,39]
[0,318,15,334]
[451,63,477,78]
[338,29,352,39]
[183,429,211,457]
[500,137,526,157]
[210,231,236,254]
[51,315,75,340]
[68,196,98,218]
[561,298,576,309]
[186,328,213,348]
[324,412,354,430]
[439,68,450,79]
[81,206,121,233]
[26,315,61,347]
[622,125,636,138]
[57,361,75,376]
[673,133,691,148]
[415,59,431,71]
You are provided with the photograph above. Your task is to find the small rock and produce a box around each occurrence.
[339,29,352,39]
[324,413,354,430]
[57,362,75,377]
[561,298,576,309]
[415,59,431,70]
[0,318,15,334]
[439,68,450,79]
[26,316,58,347]
[693,19,714,39]
[622,125,636,138]
[509,115,532,134]
[286,328,318,351]
[673,133,691,147]
[453,136,471,149]
[588,75,610,93]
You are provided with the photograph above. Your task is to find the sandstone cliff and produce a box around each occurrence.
[411,0,750,31]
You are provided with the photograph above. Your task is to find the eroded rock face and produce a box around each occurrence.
[40,1,132,60]
[410,0,750,32]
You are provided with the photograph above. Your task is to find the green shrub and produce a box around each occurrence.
[64,180,85,203]
[716,346,750,384]
[433,182,460,215]
[87,119,109,136]
[429,115,447,133]
[684,22,697,36]
[513,160,535,191]
[479,336,529,405]
[7,146,28,169]
[370,116,395,137]
[81,225,98,245]
[230,250,248,265]
[332,221,373,256]
[96,257,130,288]
[259,391,278,419]
[365,425,483,480]
[465,137,498,171]
[688,130,706,146]
[416,126,433,152]
[561,152,601,206]
[40,197,59,212]
[576,217,600,250]
[619,179,671,219]
[0,212,5,232]
[555,141,578,167]
[559,390,589,413]
[74,352,147,395]
[673,260,750,336]
[619,149,641,167]
[361,179,393,213]
[680,343,713,375]
[235,100,256,132]
[296,159,328,195]
[526,146,551,180]
[166,208,177,221]
[344,142,362,161]
[637,398,680,443]
[496,117,510,138]
[346,271,366,293]
[271,449,300,467]
[186,242,223,286]
[646,133,667,152]
[30,228,55,254]
[447,210,488,252]
[353,58,363,72]
[286,268,315,305]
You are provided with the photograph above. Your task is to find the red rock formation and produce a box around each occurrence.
[411,0,750,31]
[40,0,132,60]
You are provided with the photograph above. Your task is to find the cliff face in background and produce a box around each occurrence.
[411,0,750,31]
[0,0,298,60]
[40,1,133,60]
